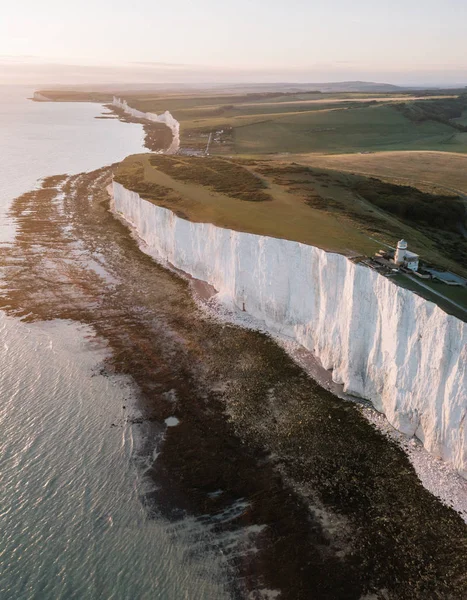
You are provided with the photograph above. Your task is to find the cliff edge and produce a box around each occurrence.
[112,180,467,477]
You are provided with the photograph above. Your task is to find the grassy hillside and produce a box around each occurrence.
[232,104,467,154]
[114,154,380,256]
[453,110,467,126]
[289,151,467,196]
[120,92,466,156]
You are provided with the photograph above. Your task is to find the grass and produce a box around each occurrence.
[148,155,271,201]
[395,95,467,130]
[133,93,467,156]
[114,154,381,256]
[454,109,467,127]
[114,154,467,279]
[350,178,465,240]
[35,90,113,103]
[392,274,467,321]
[287,151,467,196]
[233,104,467,155]
[115,91,423,115]
[37,88,467,156]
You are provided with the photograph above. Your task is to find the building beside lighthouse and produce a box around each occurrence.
[394,239,419,271]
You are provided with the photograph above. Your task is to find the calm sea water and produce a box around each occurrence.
[0,86,228,599]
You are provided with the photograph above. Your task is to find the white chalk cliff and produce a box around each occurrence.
[112,97,180,154]
[112,181,467,477]
[33,92,51,102]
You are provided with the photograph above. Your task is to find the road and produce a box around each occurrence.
[405,273,467,316]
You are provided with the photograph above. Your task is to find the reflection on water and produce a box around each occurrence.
[0,315,228,599]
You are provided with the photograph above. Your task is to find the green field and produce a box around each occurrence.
[124,92,467,156]
[233,104,467,154]
[111,91,417,115]
[453,109,467,126]
[114,154,381,256]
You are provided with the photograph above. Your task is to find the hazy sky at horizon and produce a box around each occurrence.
[1,0,466,84]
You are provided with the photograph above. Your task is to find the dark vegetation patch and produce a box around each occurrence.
[352,179,465,232]
[352,178,467,265]
[113,162,181,204]
[254,163,467,270]
[143,123,174,152]
[149,155,272,202]
[303,189,400,238]
[395,94,467,131]
[256,163,311,176]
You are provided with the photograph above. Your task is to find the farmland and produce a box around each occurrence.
[120,91,467,155]
[37,87,467,156]
[232,104,467,155]
[111,89,467,155]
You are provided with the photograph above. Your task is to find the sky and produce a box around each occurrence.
[1,0,466,86]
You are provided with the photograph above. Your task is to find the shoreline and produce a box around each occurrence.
[109,97,180,153]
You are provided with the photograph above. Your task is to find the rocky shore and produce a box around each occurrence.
[0,168,466,599]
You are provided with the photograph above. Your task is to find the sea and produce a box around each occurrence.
[0,86,228,599]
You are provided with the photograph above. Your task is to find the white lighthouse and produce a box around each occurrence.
[394,239,419,271]
[394,239,408,265]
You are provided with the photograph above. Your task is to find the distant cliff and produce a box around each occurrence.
[112,181,467,477]
[112,97,180,154]
[32,92,51,102]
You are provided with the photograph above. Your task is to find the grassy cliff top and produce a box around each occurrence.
[114,154,467,273]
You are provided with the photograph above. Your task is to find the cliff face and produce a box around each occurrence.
[112,97,180,154]
[112,182,467,476]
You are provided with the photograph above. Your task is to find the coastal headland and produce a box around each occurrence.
[1,167,466,599]
[19,87,467,597]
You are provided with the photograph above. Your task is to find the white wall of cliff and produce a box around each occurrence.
[33,92,51,101]
[112,181,467,477]
[112,97,180,154]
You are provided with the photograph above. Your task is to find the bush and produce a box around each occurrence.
[352,179,465,233]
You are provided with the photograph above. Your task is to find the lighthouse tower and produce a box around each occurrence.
[394,239,407,265]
